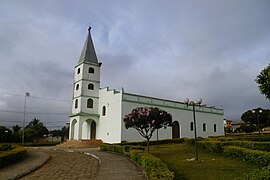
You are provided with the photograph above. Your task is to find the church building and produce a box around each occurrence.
[69,28,224,143]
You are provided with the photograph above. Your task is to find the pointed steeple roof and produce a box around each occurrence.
[78,26,98,64]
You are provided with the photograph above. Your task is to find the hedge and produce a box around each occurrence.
[100,144,174,179]
[22,141,61,147]
[130,150,174,180]
[120,138,185,146]
[198,141,270,153]
[246,165,270,180]
[0,146,26,166]
[223,146,270,166]
[0,144,12,151]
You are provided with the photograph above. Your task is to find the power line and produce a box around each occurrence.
[0,109,70,116]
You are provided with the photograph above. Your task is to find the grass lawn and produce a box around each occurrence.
[150,143,261,180]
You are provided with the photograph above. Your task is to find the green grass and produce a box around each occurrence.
[150,143,261,180]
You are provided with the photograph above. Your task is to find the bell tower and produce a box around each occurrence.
[69,27,102,140]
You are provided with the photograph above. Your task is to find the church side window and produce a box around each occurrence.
[102,106,106,116]
[190,122,194,131]
[89,67,94,74]
[77,68,80,74]
[203,123,206,132]
[88,83,94,90]
[87,98,93,108]
[75,99,78,109]
[214,124,217,132]
[76,84,79,90]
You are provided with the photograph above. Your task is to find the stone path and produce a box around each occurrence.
[72,148,147,180]
[0,149,50,180]
[0,147,147,180]
[21,148,99,180]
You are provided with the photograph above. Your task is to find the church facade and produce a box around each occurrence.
[69,28,224,143]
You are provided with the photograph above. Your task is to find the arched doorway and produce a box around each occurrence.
[90,121,96,139]
[70,119,77,140]
[172,121,180,139]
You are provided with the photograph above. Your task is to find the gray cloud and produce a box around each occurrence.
[0,0,270,129]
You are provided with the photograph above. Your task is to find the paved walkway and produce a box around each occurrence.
[0,148,50,180]
[0,147,147,180]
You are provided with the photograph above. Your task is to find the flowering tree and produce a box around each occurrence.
[123,107,172,152]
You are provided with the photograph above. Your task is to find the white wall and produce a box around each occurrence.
[97,88,123,143]
[120,93,224,142]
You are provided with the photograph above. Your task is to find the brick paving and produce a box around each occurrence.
[0,147,147,180]
[72,148,147,180]
[21,148,99,180]
[0,148,50,180]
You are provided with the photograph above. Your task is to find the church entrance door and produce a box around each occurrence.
[90,121,96,139]
[172,121,180,139]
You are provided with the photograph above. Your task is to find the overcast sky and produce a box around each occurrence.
[0,0,269,130]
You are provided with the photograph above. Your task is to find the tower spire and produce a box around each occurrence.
[78,27,98,64]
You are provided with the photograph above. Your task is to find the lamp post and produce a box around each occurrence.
[22,92,30,146]
[184,98,202,161]
[252,109,263,135]
[5,130,8,143]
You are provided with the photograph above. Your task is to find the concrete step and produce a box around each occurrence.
[57,139,103,148]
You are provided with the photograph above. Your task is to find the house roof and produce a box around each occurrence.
[78,27,98,64]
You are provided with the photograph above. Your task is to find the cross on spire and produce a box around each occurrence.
[88,26,91,33]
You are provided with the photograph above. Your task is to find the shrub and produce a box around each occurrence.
[0,144,12,151]
[0,145,26,166]
[120,138,185,146]
[130,150,174,180]
[246,165,270,180]
[23,141,61,147]
[224,146,270,166]
[100,144,125,154]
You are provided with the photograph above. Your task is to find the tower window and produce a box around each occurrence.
[75,99,78,109]
[203,123,206,132]
[89,67,94,74]
[102,106,106,116]
[190,122,194,131]
[214,124,217,132]
[87,98,93,108]
[77,68,80,74]
[76,84,79,90]
[88,83,94,90]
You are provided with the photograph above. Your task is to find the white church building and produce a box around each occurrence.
[69,28,224,143]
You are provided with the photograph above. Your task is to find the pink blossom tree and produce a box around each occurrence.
[123,107,172,152]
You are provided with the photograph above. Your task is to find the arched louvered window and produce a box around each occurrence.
[190,122,194,131]
[77,68,80,74]
[87,98,93,108]
[89,67,94,74]
[76,84,79,90]
[88,83,94,90]
[203,123,207,132]
[75,99,78,109]
[102,106,106,116]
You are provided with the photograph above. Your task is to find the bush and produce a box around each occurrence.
[246,165,270,180]
[224,146,270,166]
[23,141,61,147]
[0,145,26,166]
[100,144,125,154]
[199,141,270,153]
[0,144,12,151]
[130,150,174,180]
[120,138,185,146]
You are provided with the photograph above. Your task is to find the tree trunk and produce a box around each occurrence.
[147,139,150,153]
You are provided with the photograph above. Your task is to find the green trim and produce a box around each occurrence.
[124,92,223,111]
[69,112,100,117]
[73,95,99,100]
[75,61,99,68]
[74,79,100,84]
[122,99,224,115]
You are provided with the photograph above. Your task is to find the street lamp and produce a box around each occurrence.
[22,92,30,146]
[252,109,263,135]
[184,98,202,161]
[5,130,8,143]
